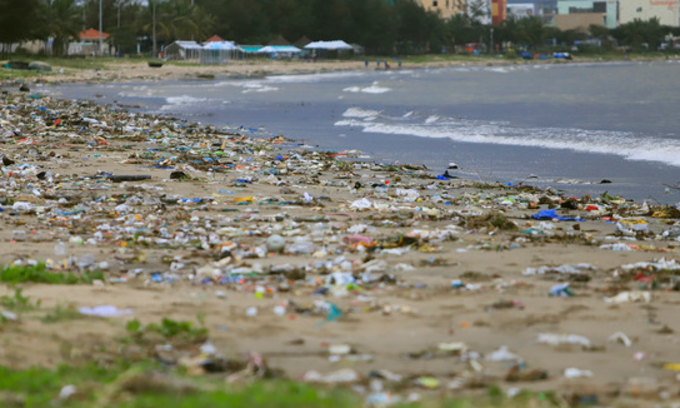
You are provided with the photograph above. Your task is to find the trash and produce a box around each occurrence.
[78,306,133,317]
[485,346,523,363]
[564,368,593,378]
[303,368,360,384]
[58,385,77,400]
[350,198,373,211]
[266,234,286,253]
[549,283,574,297]
[531,209,584,222]
[604,291,651,304]
[105,175,152,182]
[415,377,440,389]
[608,332,633,347]
[0,83,677,399]
[524,264,596,276]
[536,333,591,348]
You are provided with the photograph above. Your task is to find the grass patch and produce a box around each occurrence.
[0,263,104,284]
[0,288,40,312]
[41,303,84,323]
[126,317,208,345]
[0,360,568,408]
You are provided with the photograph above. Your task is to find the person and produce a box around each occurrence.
[365,60,369,68]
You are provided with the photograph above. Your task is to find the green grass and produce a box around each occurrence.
[0,263,104,284]
[126,317,209,345]
[0,361,567,408]
[0,288,40,312]
[41,303,85,323]
[0,362,362,408]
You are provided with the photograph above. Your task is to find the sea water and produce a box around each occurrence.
[49,60,680,202]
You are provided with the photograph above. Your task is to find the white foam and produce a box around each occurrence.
[343,81,392,94]
[361,85,391,94]
[165,95,206,105]
[335,113,680,168]
[241,84,279,94]
[342,107,381,119]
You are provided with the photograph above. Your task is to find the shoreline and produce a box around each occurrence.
[1,70,680,405]
[2,53,679,86]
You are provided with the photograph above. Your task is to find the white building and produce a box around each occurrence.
[619,0,680,26]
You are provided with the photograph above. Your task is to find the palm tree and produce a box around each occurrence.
[39,0,82,56]
[143,0,215,55]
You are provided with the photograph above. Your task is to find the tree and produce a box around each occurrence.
[37,0,82,56]
[0,0,41,53]
[612,18,667,50]
[467,0,488,25]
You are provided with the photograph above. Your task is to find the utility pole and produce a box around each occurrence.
[98,0,103,55]
[490,27,494,54]
[152,0,157,58]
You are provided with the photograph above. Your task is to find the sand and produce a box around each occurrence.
[1,78,680,406]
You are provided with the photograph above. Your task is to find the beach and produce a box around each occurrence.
[4,54,676,85]
[1,64,680,406]
[0,85,678,404]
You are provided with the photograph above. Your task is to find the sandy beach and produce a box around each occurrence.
[1,74,680,406]
[5,55,671,85]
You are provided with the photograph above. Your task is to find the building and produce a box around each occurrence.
[507,0,558,23]
[416,0,467,18]
[556,0,617,28]
[555,12,606,30]
[619,0,679,26]
[507,3,536,17]
[68,28,113,55]
[492,0,508,24]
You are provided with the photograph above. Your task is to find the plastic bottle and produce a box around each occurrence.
[54,241,66,256]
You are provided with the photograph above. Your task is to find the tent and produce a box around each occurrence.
[201,41,241,64]
[294,36,313,48]
[303,40,353,50]
[268,35,292,46]
[204,35,225,43]
[165,40,202,61]
[240,45,264,53]
[257,45,302,59]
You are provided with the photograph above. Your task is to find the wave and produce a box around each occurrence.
[165,95,206,105]
[343,81,391,94]
[335,112,680,167]
[342,107,381,119]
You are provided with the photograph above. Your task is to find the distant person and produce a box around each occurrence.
[385,61,390,69]
[376,59,380,67]
[365,60,369,68]
[398,60,402,68]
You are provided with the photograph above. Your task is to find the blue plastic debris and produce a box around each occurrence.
[531,209,584,222]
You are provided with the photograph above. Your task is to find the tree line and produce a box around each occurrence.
[1,0,679,56]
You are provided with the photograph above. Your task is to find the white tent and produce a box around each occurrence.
[257,45,302,54]
[201,41,241,64]
[257,45,302,59]
[165,40,202,61]
[303,40,353,50]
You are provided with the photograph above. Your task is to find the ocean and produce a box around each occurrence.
[47,60,680,203]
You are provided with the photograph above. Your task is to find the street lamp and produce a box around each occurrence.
[99,0,103,55]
